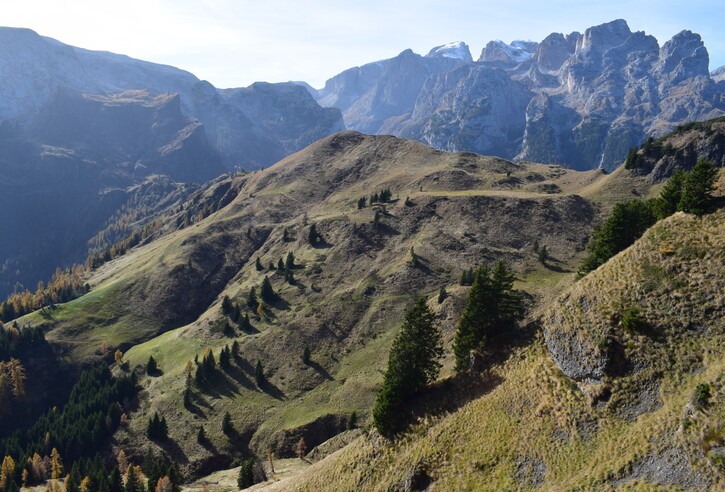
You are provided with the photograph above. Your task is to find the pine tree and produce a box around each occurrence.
[679,159,718,216]
[255,361,265,388]
[302,346,311,365]
[283,228,290,242]
[219,346,231,371]
[146,356,158,375]
[437,286,447,304]
[285,268,295,284]
[409,247,418,267]
[247,287,259,310]
[308,224,320,245]
[221,295,234,316]
[260,277,275,303]
[255,257,264,271]
[197,426,206,444]
[240,313,253,332]
[373,297,442,436]
[578,199,657,277]
[231,340,240,357]
[285,252,295,270]
[654,169,686,219]
[357,197,366,209]
[237,459,255,489]
[222,412,234,435]
[538,245,548,264]
[277,258,285,271]
[453,262,523,371]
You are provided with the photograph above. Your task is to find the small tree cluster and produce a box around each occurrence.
[147,412,168,441]
[453,261,524,371]
[459,268,475,286]
[370,188,392,204]
[194,350,218,387]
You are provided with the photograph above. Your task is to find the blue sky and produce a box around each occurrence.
[4,0,724,88]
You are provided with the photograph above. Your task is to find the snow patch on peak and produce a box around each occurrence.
[426,41,473,62]
[480,40,537,63]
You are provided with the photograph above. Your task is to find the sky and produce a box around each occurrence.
[3,0,724,89]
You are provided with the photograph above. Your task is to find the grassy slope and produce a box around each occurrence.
[279,210,724,491]
[15,131,659,475]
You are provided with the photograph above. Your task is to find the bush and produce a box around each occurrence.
[621,306,645,333]
[693,383,711,408]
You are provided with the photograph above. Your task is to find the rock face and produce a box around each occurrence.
[314,20,725,170]
[0,27,343,170]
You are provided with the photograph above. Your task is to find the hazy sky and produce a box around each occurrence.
[4,0,724,88]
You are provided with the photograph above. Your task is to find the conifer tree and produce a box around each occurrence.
[146,356,158,375]
[255,361,265,388]
[222,412,234,435]
[302,346,311,365]
[308,224,320,245]
[285,252,295,270]
[453,262,523,371]
[654,169,686,219]
[237,459,255,489]
[357,197,366,209]
[373,297,442,437]
[255,257,264,271]
[221,295,233,316]
[438,286,447,304]
[247,287,259,310]
[260,277,275,303]
[578,199,657,277]
[277,258,285,271]
[679,158,718,216]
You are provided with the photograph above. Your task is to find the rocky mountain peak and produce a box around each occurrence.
[658,30,710,83]
[426,41,473,62]
[576,19,632,55]
[479,39,538,63]
[533,32,578,72]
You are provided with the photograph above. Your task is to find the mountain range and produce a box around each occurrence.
[313,19,725,170]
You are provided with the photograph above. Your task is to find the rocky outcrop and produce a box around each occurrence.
[316,20,725,170]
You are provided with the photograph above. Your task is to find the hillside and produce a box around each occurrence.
[6,117,722,488]
[268,209,724,491]
[14,130,630,477]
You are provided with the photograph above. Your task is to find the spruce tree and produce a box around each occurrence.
[237,459,255,489]
[679,159,718,216]
[222,412,234,435]
[146,356,158,375]
[578,199,657,277]
[285,252,295,270]
[260,277,275,303]
[277,258,285,271]
[254,361,265,388]
[308,224,320,245]
[453,265,494,371]
[221,295,233,316]
[453,262,523,371]
[373,297,442,437]
[654,169,685,219]
[255,257,264,271]
[247,287,259,310]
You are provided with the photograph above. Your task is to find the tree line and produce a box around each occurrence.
[579,159,719,277]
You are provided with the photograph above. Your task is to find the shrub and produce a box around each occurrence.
[693,383,711,408]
